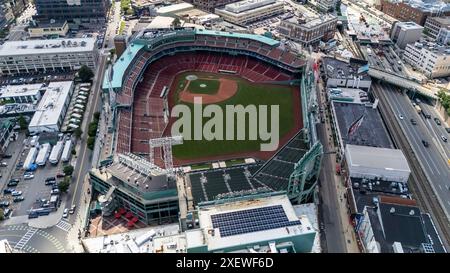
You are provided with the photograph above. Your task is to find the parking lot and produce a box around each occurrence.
[0,133,73,218]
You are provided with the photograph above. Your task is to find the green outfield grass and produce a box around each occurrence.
[171,72,298,160]
[188,78,220,94]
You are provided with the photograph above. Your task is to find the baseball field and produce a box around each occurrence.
[167,71,301,162]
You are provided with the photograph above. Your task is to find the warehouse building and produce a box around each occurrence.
[0,83,44,104]
[28,81,74,134]
[344,144,411,183]
[0,38,97,76]
[215,0,284,26]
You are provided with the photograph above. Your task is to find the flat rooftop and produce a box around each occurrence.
[428,16,450,26]
[0,83,43,99]
[328,87,369,103]
[332,101,394,149]
[345,144,411,174]
[285,14,337,28]
[157,3,193,14]
[28,81,73,129]
[82,224,180,253]
[409,40,450,56]
[191,194,315,252]
[322,57,371,81]
[0,38,96,56]
[397,21,423,30]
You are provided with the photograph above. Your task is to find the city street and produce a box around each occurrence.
[375,83,450,221]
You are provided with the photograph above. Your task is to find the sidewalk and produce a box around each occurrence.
[317,78,360,253]
[65,174,92,253]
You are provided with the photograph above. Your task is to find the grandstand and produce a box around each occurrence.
[103,27,323,206]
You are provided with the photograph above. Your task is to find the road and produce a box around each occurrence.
[375,83,450,221]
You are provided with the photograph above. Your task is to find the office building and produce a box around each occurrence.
[33,0,109,25]
[278,14,337,46]
[390,21,423,49]
[0,38,97,76]
[215,0,284,26]
[403,40,450,78]
[0,83,43,104]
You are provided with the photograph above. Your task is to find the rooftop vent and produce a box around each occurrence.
[390,207,395,213]
[409,210,415,216]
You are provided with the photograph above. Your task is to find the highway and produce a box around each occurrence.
[375,83,450,219]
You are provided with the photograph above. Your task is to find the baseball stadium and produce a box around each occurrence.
[101,27,323,208]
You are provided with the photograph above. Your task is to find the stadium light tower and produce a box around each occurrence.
[149,136,183,174]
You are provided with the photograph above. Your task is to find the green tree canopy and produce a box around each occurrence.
[63,165,74,176]
[58,178,71,193]
[78,65,94,82]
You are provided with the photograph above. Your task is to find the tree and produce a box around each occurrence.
[88,122,98,137]
[74,127,83,138]
[18,115,27,130]
[0,208,4,221]
[87,137,95,150]
[94,112,100,121]
[58,177,71,193]
[71,148,77,156]
[78,65,94,82]
[172,18,181,28]
[63,165,74,176]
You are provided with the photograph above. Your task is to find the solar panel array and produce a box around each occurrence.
[210,205,301,237]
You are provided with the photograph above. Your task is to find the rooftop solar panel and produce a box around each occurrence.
[211,205,301,237]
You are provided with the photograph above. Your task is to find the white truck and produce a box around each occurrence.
[49,141,64,164]
[23,147,39,171]
[61,140,72,162]
[36,143,51,166]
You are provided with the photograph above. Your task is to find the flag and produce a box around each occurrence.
[347,114,365,137]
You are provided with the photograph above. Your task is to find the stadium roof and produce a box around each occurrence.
[195,28,280,46]
[102,43,145,90]
[103,29,280,90]
[0,38,95,56]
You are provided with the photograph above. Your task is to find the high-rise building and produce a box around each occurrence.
[33,0,110,25]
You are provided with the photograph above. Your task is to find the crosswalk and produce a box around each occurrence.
[14,227,38,250]
[56,220,72,232]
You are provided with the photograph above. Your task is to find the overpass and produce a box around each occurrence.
[368,67,438,100]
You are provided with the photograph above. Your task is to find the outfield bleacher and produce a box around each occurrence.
[188,163,264,205]
[251,132,309,192]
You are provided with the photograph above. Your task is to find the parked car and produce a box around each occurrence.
[434,118,441,126]
[51,189,60,195]
[11,190,22,196]
[63,208,69,218]
[2,154,12,158]
[45,177,56,182]
[3,188,14,194]
[0,162,7,167]
[3,208,11,217]
[13,196,24,202]
[56,173,65,178]
[410,119,417,125]
[69,205,76,214]
[24,173,34,180]
[0,201,10,208]
[441,135,448,142]
[7,180,19,187]
[422,140,429,147]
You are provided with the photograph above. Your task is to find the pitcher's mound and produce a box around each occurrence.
[186,75,198,81]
